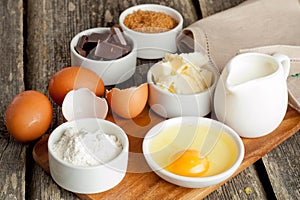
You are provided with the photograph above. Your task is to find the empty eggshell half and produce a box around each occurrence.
[106,83,148,119]
[62,88,108,121]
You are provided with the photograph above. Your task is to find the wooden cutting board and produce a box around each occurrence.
[33,106,300,200]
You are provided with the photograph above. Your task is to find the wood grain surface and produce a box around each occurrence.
[0,0,26,199]
[198,0,247,17]
[24,1,198,199]
[32,105,300,200]
[1,0,299,199]
[262,133,300,200]
[196,1,300,199]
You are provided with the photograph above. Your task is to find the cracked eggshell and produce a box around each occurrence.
[62,88,108,121]
[106,83,148,119]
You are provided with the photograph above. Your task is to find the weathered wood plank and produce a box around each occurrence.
[29,164,80,200]
[197,1,300,199]
[24,0,299,199]
[25,0,198,199]
[205,165,267,200]
[0,141,26,200]
[0,0,25,128]
[25,0,79,198]
[262,132,300,200]
[33,106,300,199]
[198,0,247,17]
[0,0,26,199]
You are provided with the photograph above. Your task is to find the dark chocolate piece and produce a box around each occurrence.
[95,41,127,60]
[75,46,87,57]
[88,32,111,43]
[110,42,131,54]
[77,35,88,47]
[87,48,104,60]
[110,25,127,45]
[75,34,95,55]
[74,25,132,60]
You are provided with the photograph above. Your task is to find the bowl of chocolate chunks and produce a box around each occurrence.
[70,25,137,86]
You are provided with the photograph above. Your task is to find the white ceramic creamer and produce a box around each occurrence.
[214,53,290,138]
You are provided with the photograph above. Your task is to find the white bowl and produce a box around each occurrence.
[147,62,219,118]
[70,27,137,85]
[142,117,244,188]
[48,118,129,194]
[119,4,183,59]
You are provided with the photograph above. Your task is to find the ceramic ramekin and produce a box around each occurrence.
[70,27,137,86]
[143,117,244,188]
[48,118,129,194]
[119,4,183,59]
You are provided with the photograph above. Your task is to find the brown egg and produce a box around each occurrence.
[5,90,53,142]
[48,66,105,106]
[106,83,148,119]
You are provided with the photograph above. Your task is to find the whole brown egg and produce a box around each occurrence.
[48,66,105,106]
[5,90,53,142]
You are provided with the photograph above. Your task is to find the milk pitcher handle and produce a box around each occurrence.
[273,53,291,79]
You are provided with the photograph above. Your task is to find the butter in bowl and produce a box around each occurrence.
[147,52,220,118]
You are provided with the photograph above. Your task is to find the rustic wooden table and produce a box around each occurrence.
[1,0,299,199]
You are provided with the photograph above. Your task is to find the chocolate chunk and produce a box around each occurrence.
[83,42,97,53]
[88,32,111,43]
[75,46,87,57]
[74,25,132,61]
[77,35,88,48]
[110,25,127,45]
[75,34,95,54]
[95,41,128,60]
[76,33,111,56]
[111,42,131,54]
[87,48,104,60]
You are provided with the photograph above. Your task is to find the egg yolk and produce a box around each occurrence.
[165,149,209,177]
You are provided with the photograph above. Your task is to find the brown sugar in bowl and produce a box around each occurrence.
[119,4,183,59]
[123,9,179,33]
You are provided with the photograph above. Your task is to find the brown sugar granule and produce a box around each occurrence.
[123,10,178,33]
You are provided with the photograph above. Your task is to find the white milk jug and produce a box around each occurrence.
[214,53,290,138]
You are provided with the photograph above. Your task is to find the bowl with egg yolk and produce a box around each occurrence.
[142,117,244,188]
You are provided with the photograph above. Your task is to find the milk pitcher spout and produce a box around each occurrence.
[214,52,290,138]
[223,65,245,95]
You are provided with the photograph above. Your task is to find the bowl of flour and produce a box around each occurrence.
[48,118,129,194]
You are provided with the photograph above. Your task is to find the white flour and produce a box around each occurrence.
[53,127,123,166]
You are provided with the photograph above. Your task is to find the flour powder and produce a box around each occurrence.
[53,127,123,166]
